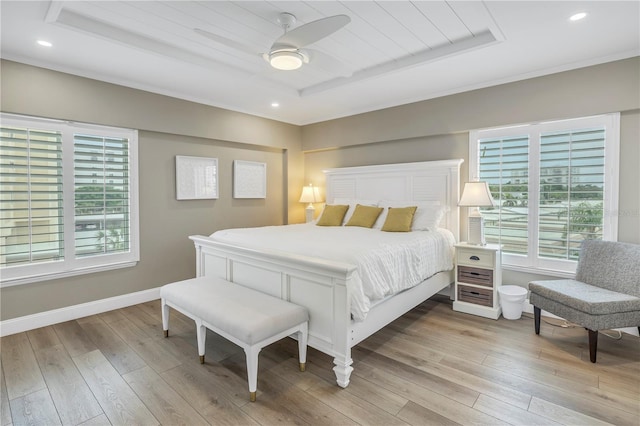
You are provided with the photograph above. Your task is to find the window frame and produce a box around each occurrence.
[469,113,619,277]
[1,113,139,287]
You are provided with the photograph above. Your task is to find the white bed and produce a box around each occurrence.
[189,159,463,387]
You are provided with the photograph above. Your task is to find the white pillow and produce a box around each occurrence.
[413,204,448,231]
[374,201,446,231]
[334,198,379,225]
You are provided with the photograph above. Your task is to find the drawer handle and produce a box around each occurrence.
[470,291,480,295]
[469,255,480,261]
[470,272,480,276]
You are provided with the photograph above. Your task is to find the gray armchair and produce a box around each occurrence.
[529,240,640,362]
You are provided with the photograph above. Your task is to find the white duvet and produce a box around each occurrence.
[210,224,455,321]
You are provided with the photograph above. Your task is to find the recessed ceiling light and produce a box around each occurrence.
[569,12,587,21]
[37,40,53,47]
[271,102,280,107]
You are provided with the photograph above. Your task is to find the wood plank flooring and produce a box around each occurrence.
[1,296,638,425]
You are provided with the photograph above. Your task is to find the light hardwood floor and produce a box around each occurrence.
[1,296,638,425]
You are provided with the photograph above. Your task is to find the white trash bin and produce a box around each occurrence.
[498,285,528,320]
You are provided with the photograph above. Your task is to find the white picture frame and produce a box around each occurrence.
[233,160,266,199]
[175,155,218,200]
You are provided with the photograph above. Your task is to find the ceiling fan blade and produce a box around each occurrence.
[274,15,350,49]
[303,49,353,77]
[194,28,260,57]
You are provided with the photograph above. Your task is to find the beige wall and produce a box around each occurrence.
[302,58,640,151]
[302,57,640,288]
[0,60,304,320]
[1,57,639,320]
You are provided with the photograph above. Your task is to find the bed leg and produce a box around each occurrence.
[333,356,354,388]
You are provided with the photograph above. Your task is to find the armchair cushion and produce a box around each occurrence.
[529,279,640,315]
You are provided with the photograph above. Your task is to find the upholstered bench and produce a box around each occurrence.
[160,276,309,401]
[529,240,640,362]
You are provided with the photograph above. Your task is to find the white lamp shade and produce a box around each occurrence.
[459,181,496,207]
[299,185,322,204]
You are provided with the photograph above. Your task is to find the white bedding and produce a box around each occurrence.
[210,224,455,321]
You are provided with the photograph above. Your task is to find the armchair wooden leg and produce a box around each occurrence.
[534,306,541,335]
[588,329,598,363]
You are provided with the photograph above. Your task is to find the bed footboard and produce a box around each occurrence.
[190,235,358,387]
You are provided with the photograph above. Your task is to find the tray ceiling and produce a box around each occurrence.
[1,1,638,125]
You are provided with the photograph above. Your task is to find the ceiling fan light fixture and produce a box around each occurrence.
[269,51,303,70]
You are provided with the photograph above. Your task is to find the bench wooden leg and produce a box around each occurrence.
[534,306,541,335]
[161,298,170,337]
[196,320,206,364]
[588,329,598,363]
[298,322,308,372]
[245,346,260,402]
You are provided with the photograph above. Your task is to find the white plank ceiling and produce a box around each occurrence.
[1,1,639,125]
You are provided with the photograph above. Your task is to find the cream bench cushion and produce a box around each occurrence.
[160,276,308,344]
[160,276,309,401]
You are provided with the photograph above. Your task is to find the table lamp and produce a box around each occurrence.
[299,184,322,223]
[459,181,496,245]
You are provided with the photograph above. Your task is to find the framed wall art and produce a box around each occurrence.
[233,160,266,199]
[175,155,218,200]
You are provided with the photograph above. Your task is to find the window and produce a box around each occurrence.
[1,114,139,286]
[469,114,619,276]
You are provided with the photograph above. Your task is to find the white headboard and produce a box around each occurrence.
[323,159,463,241]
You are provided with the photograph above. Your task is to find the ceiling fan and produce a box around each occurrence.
[195,12,350,72]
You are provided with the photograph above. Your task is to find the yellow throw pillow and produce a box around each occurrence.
[345,204,384,228]
[316,204,349,226]
[381,206,417,232]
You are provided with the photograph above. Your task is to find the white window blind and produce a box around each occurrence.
[1,127,64,266]
[538,128,605,261]
[470,114,619,276]
[478,134,530,256]
[0,114,139,286]
[74,134,130,257]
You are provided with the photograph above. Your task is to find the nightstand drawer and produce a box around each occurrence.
[458,284,493,307]
[457,266,493,287]
[457,247,495,268]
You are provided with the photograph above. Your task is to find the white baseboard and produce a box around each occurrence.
[523,298,557,316]
[0,287,161,337]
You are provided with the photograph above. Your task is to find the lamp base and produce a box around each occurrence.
[305,205,315,223]
[467,215,485,245]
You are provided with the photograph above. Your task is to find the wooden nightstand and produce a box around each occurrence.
[452,242,502,319]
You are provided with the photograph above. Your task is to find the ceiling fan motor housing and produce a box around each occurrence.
[276,13,297,31]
